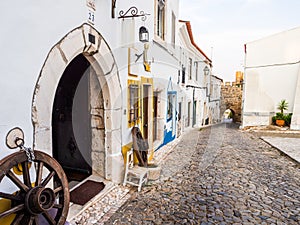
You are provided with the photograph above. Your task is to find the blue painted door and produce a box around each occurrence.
[164,91,177,144]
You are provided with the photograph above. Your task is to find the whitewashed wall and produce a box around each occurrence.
[242,27,300,128]
[0,1,87,158]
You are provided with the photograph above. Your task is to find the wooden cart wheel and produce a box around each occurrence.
[0,150,69,225]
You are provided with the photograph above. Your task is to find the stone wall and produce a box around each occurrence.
[220,84,243,122]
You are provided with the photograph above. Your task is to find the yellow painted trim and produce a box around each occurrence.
[127,79,141,128]
[0,199,16,224]
[12,162,32,175]
[128,48,139,77]
[121,143,140,164]
[144,62,151,72]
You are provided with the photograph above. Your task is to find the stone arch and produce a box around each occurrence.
[220,85,242,122]
[223,108,235,121]
[31,23,123,182]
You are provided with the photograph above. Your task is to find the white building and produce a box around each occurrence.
[0,1,219,223]
[0,0,216,209]
[210,75,223,123]
[178,20,213,128]
[242,27,300,129]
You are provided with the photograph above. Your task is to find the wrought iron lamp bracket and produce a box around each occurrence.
[118,6,150,21]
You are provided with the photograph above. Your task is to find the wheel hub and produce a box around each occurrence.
[25,187,56,215]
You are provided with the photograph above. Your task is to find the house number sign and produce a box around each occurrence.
[88,10,95,24]
[87,0,96,24]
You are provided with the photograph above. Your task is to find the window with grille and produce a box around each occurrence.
[171,11,176,46]
[129,84,139,124]
[182,66,186,84]
[157,0,165,40]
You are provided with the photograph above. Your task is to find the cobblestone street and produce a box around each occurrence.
[104,124,300,225]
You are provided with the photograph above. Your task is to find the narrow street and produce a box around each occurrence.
[104,124,300,225]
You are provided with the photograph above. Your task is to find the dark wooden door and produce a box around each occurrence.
[52,54,92,181]
[143,85,149,140]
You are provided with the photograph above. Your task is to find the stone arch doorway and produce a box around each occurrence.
[52,54,95,181]
[220,85,242,123]
[32,23,123,182]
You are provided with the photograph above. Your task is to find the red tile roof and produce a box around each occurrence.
[179,20,212,63]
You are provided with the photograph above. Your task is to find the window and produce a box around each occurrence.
[182,66,186,84]
[188,58,192,80]
[167,93,173,120]
[157,0,165,39]
[195,62,198,81]
[129,84,139,124]
[171,11,176,46]
[193,100,197,126]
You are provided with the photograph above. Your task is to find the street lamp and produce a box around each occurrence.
[139,26,149,42]
[203,66,210,76]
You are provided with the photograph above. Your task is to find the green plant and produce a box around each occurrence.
[284,113,293,126]
[277,99,288,114]
[272,100,292,126]
[272,112,284,124]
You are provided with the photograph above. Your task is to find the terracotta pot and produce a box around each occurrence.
[276,119,285,127]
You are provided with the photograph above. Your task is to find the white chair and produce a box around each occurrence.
[123,148,148,192]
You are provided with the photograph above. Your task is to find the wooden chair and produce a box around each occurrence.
[123,148,148,192]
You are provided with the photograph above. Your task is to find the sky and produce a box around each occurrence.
[179,0,300,82]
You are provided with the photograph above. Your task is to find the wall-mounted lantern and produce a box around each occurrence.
[139,26,149,42]
[203,66,210,76]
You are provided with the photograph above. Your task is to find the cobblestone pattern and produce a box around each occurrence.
[104,123,300,224]
[70,186,131,225]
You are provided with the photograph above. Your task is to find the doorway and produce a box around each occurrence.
[153,92,158,141]
[187,101,191,127]
[193,100,197,126]
[142,85,150,141]
[52,54,92,182]
[164,91,177,144]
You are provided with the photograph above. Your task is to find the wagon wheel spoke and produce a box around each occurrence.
[34,216,39,225]
[54,185,63,194]
[7,170,29,192]
[42,211,56,225]
[0,150,69,225]
[35,161,44,186]
[41,171,55,187]
[22,161,31,188]
[0,191,22,201]
[28,215,38,225]
[11,213,24,225]
[0,203,24,218]
[53,203,63,209]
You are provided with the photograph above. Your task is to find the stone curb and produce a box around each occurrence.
[260,137,300,166]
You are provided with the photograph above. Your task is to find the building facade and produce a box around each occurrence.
[0,0,219,205]
[242,27,300,129]
[0,2,224,223]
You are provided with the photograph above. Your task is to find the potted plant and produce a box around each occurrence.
[273,99,288,126]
